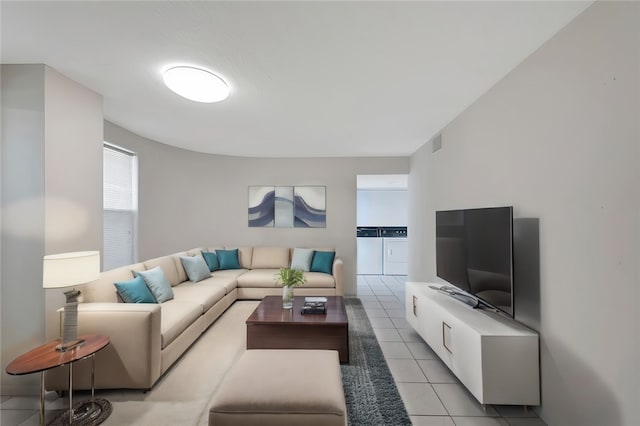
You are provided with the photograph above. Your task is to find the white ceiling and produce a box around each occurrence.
[1,1,592,158]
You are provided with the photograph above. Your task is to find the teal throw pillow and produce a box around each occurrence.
[136,266,174,303]
[180,255,211,283]
[114,276,157,304]
[310,250,335,274]
[290,248,314,272]
[217,249,241,270]
[201,251,219,272]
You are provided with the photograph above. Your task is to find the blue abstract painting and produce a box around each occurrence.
[248,186,275,227]
[274,186,294,227]
[249,185,326,228]
[294,186,326,228]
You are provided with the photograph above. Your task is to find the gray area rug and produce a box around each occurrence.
[342,298,412,425]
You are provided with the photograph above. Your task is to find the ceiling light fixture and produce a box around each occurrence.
[162,66,229,103]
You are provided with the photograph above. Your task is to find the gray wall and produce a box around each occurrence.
[1,65,103,395]
[357,190,408,226]
[408,2,639,425]
[105,121,409,295]
[1,65,47,395]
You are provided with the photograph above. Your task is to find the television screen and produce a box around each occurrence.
[436,206,514,317]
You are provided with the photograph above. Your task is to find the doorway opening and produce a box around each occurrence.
[356,175,408,277]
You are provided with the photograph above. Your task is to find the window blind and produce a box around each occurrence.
[103,144,137,270]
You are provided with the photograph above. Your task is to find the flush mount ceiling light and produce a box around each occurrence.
[162,66,229,103]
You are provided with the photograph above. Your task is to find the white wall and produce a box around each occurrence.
[1,65,47,395]
[1,65,103,395]
[104,122,409,296]
[408,2,639,425]
[356,190,408,226]
[43,67,104,340]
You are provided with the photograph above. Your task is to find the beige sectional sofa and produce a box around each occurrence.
[45,246,343,391]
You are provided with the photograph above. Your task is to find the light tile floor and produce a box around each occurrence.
[358,274,547,426]
[2,276,546,426]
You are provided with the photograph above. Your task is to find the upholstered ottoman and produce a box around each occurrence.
[209,349,347,426]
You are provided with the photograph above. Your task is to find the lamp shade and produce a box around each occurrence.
[43,251,100,289]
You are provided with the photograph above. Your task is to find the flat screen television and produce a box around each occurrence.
[436,206,514,317]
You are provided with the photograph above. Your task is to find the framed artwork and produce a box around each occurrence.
[248,185,326,228]
[274,186,294,227]
[248,186,275,227]
[294,186,326,228]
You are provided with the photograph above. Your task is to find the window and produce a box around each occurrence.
[103,143,137,270]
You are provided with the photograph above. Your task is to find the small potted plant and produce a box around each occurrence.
[274,268,306,309]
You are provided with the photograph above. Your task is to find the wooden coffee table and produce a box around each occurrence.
[246,296,349,363]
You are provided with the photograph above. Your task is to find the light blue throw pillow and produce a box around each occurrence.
[136,266,174,303]
[201,251,219,272]
[310,251,336,274]
[290,248,314,272]
[217,249,241,270]
[114,276,157,304]
[180,255,211,283]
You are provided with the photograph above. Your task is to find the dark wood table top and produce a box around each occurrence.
[246,296,348,326]
[6,335,110,376]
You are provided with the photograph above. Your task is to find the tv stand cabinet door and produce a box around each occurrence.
[448,318,484,402]
[409,290,484,402]
[407,290,449,363]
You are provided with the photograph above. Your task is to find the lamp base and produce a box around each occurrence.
[50,397,112,426]
[55,339,85,353]
[60,288,82,351]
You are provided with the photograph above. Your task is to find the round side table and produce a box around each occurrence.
[6,334,112,426]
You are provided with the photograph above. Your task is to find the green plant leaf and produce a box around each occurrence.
[274,267,306,288]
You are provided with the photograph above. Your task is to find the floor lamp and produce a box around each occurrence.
[43,251,100,352]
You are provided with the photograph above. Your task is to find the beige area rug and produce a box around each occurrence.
[98,301,259,426]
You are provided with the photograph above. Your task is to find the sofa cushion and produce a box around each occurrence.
[159,300,203,349]
[290,248,314,272]
[302,272,336,288]
[169,252,188,284]
[235,247,253,269]
[236,269,280,288]
[81,263,144,303]
[144,256,181,286]
[211,269,247,281]
[217,249,241,270]
[136,267,174,303]
[201,251,219,272]
[218,277,238,294]
[114,276,157,304]
[251,247,290,269]
[310,251,336,274]
[180,255,211,282]
[172,280,226,311]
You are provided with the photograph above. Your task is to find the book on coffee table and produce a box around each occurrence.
[301,298,327,314]
[301,305,326,315]
[305,297,328,303]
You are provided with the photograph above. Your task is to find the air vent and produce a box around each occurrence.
[432,134,442,152]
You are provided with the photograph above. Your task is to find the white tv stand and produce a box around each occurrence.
[406,282,540,406]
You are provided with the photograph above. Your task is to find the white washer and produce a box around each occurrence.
[357,237,383,275]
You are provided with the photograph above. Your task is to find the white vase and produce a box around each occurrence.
[282,286,294,309]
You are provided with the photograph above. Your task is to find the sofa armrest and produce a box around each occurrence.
[332,258,344,296]
[45,303,162,391]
